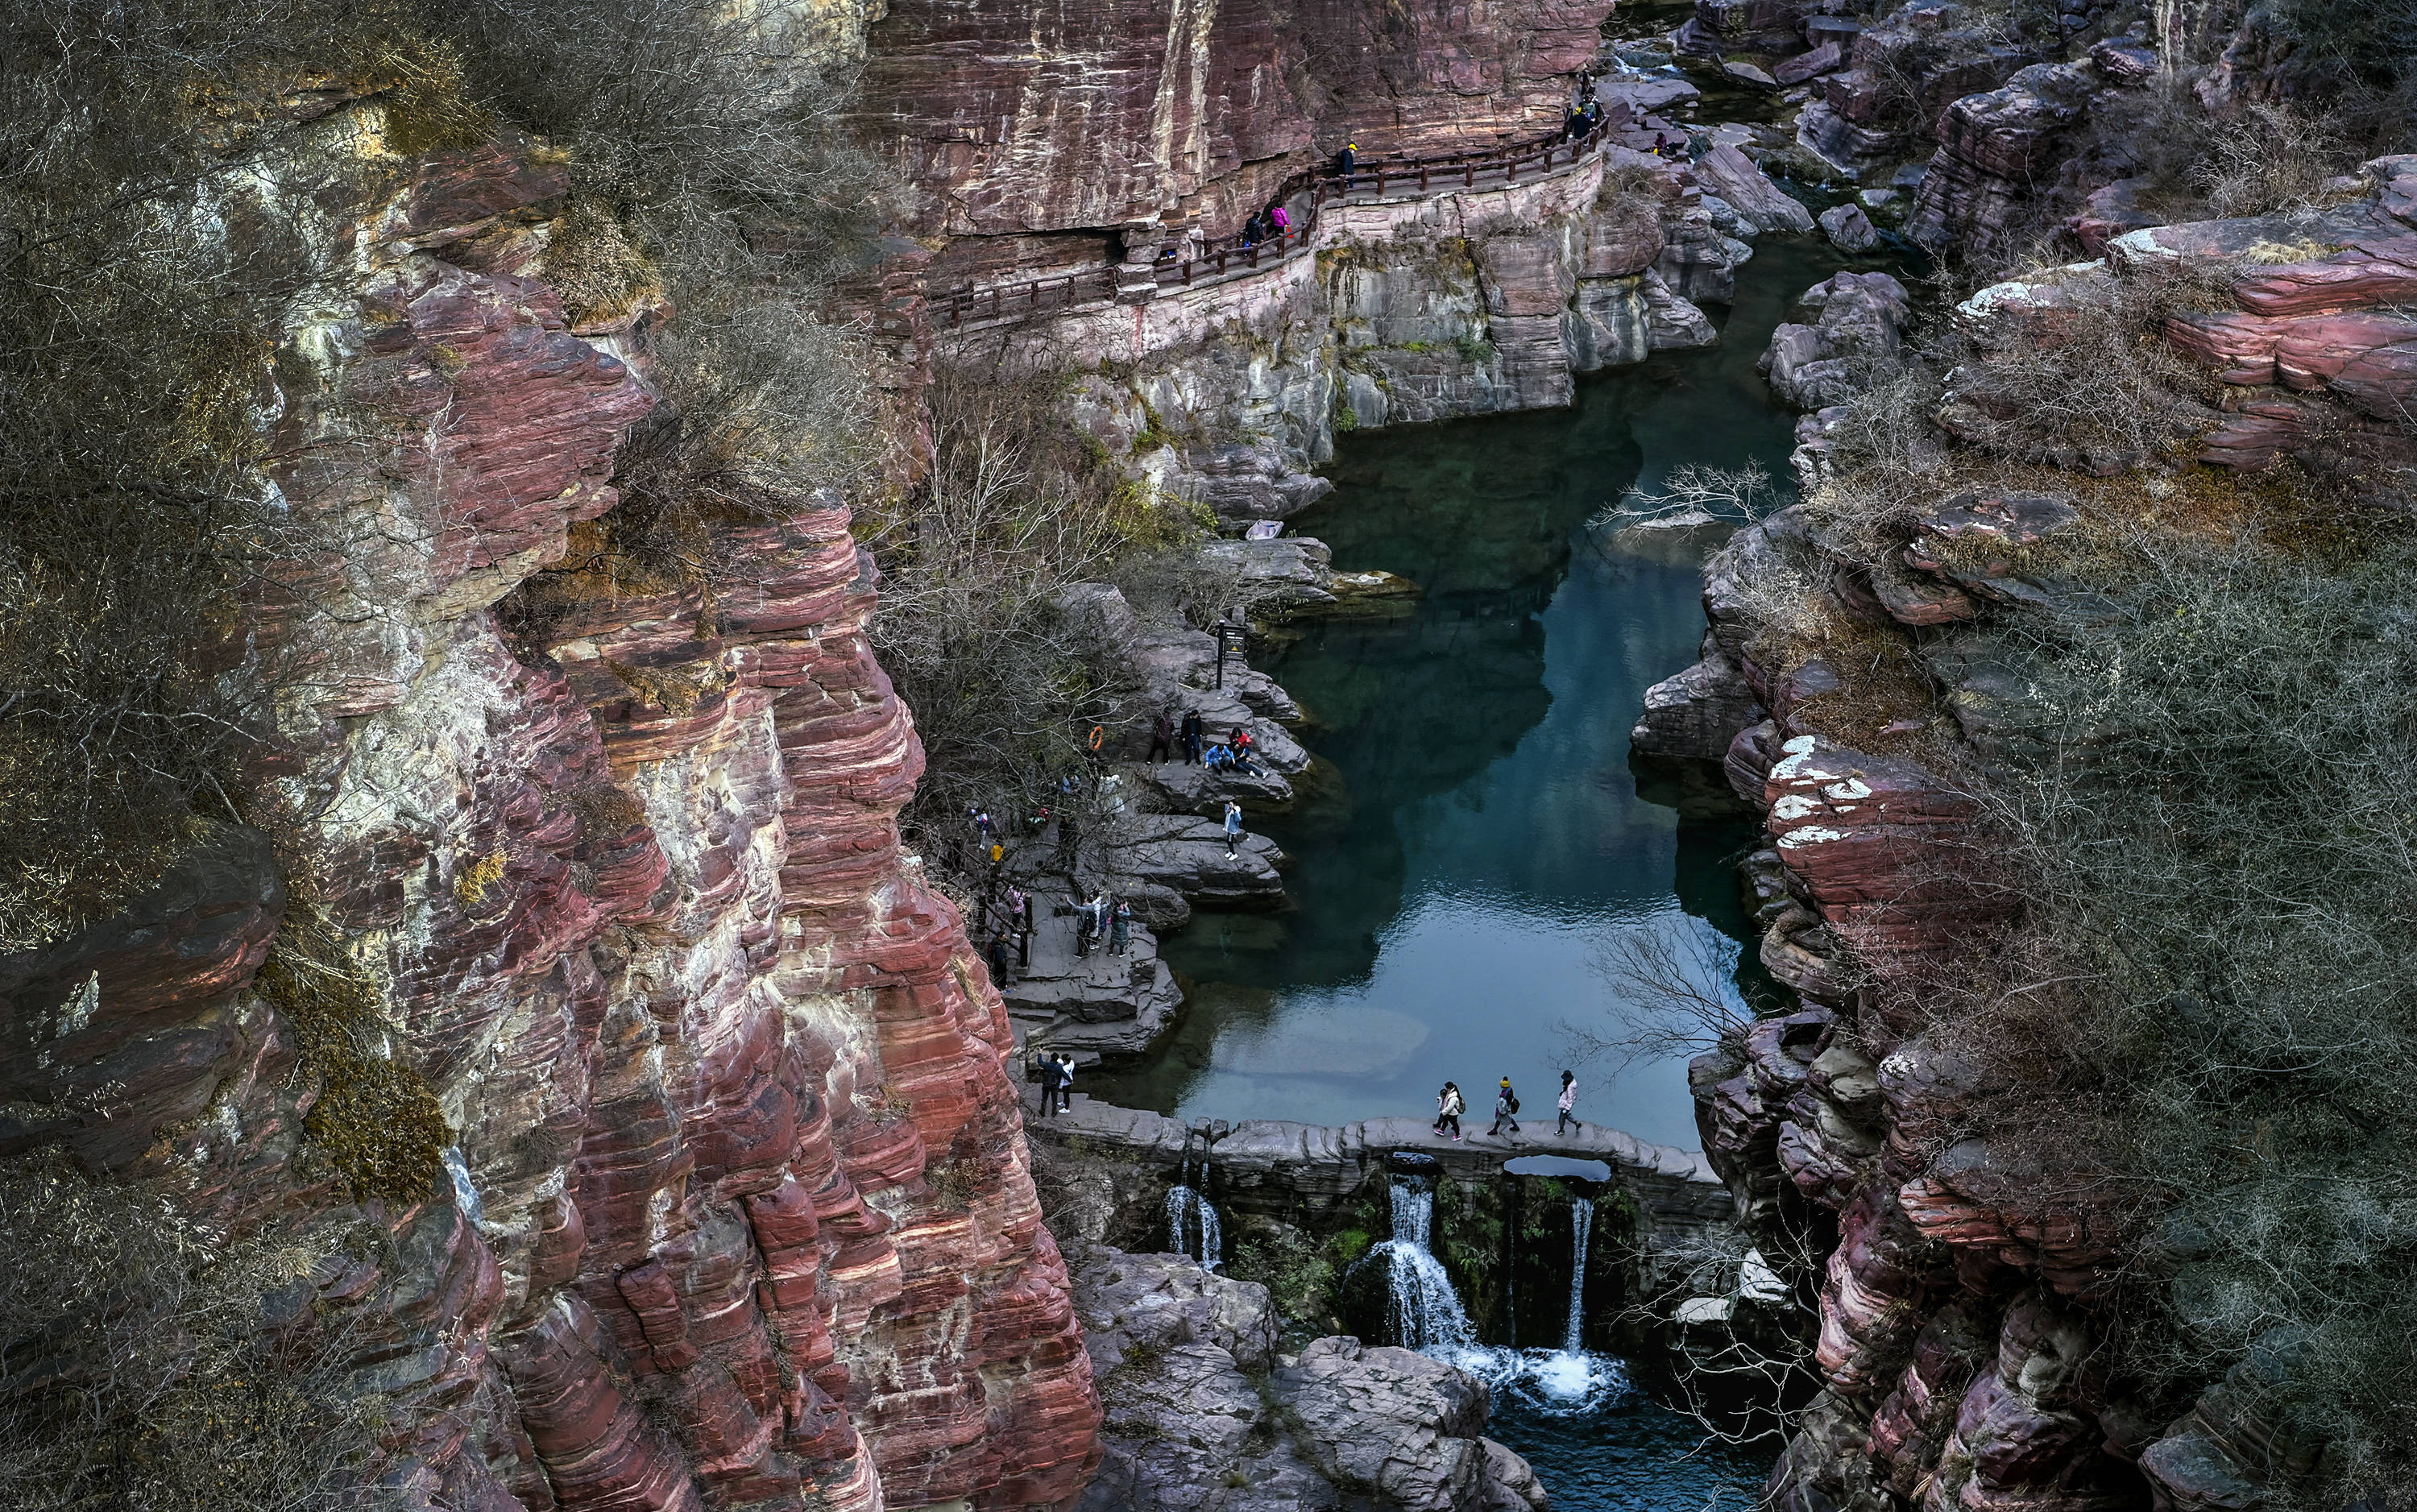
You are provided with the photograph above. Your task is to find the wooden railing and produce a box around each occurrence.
[931,266,1121,328]
[933,112,1612,330]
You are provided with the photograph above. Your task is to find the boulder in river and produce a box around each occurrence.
[1819,201,1880,252]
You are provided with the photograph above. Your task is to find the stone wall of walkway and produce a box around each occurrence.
[1026,1092,1737,1245]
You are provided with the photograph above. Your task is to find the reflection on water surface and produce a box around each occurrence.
[1095,241,1865,1150]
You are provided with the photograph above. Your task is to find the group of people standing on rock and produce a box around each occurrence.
[1150,706,1258,772]
[1072,890,1134,958]
[1432,1071,1582,1141]
[1034,1052,1078,1116]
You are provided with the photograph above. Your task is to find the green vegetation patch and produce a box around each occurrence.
[255,921,450,1206]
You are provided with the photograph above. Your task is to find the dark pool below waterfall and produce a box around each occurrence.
[1477,1350,1772,1510]
[1093,237,1871,1158]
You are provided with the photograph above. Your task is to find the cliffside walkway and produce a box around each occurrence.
[933,115,1616,332]
[1024,1092,1735,1237]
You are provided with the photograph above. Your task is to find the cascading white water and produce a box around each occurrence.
[1564,1197,1593,1352]
[1167,1143,1223,1270]
[1166,1183,1222,1270]
[1366,1176,1477,1350]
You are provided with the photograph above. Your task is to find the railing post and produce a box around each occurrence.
[1420,164,1429,192]
[1375,164,1386,194]
[1466,155,1474,187]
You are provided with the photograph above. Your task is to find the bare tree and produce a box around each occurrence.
[1565,928,1756,1075]
[1592,462,1778,532]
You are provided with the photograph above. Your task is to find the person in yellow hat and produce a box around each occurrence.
[1490,1076,1522,1137]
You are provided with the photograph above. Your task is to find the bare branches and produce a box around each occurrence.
[2186,102,2357,218]
[1566,928,1756,1075]
[868,361,1195,846]
[1921,529,2417,1506]
[1593,462,1777,532]
[0,1161,404,1510]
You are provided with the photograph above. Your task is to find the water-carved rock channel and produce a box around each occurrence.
[1074,237,1890,1507]
[1092,238,1855,1151]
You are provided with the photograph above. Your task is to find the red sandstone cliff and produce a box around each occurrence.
[0,94,1099,1512]
[857,0,1608,263]
[1649,169,2417,1512]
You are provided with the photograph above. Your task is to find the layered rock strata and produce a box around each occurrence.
[1,90,1101,1512]
[949,145,1797,519]
[1646,181,2417,1512]
[859,0,1607,251]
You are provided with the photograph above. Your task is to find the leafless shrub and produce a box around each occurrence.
[1797,356,1956,541]
[867,361,1200,845]
[1721,537,1839,654]
[0,1160,403,1511]
[439,0,892,298]
[1919,530,2417,1508]
[1600,1215,1826,1450]
[1934,258,2239,473]
[464,0,888,603]
[2187,101,2357,217]
[1566,928,1756,1074]
[1593,462,1777,531]
[0,2,413,948]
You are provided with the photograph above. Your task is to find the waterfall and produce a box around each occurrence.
[1366,1176,1476,1351]
[1166,1183,1222,1270]
[1167,1141,1222,1270]
[1564,1197,1593,1352]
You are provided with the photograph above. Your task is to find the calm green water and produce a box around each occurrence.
[1094,238,1863,1153]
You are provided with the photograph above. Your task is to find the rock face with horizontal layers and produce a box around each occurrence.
[0,83,1100,1512]
[1662,184,2417,1512]
[1944,180,2417,474]
[945,147,1746,520]
[860,0,1606,246]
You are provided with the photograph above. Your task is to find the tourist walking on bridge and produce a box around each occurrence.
[1557,1070,1578,1135]
[1434,1082,1464,1141]
[1490,1077,1521,1137]
[1337,142,1358,190]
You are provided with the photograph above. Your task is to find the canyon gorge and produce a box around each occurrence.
[0,0,2410,1510]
